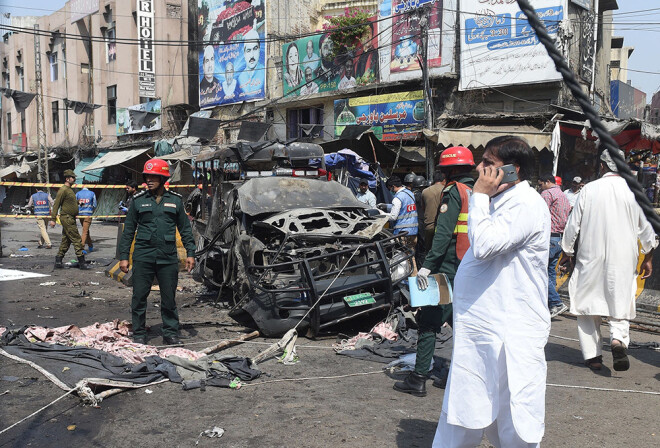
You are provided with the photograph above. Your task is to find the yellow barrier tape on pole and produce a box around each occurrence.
[0,182,198,189]
[0,214,125,219]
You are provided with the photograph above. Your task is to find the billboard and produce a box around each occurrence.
[69,0,99,24]
[459,0,566,91]
[137,0,156,98]
[116,100,162,136]
[334,91,424,141]
[282,17,379,97]
[198,0,267,108]
[377,0,456,82]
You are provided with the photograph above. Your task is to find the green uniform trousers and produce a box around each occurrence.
[131,261,180,338]
[57,214,84,258]
[414,304,453,375]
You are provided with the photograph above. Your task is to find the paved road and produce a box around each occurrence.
[0,218,659,447]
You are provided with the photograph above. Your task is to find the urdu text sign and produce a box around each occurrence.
[137,0,156,98]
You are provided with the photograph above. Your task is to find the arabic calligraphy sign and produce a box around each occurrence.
[460,0,566,91]
[334,91,424,141]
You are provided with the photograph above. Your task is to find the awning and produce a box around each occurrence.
[159,149,195,161]
[425,125,552,151]
[74,152,107,182]
[0,165,20,180]
[82,147,151,172]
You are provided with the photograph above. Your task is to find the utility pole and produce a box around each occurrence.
[33,24,48,185]
[418,6,433,181]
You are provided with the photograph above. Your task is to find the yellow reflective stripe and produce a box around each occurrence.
[457,213,468,221]
[453,224,468,233]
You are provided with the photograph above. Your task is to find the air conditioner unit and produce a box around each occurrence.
[84,125,95,137]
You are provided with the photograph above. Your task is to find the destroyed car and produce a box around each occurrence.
[189,141,413,337]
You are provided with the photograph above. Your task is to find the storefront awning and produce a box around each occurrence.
[0,165,20,180]
[74,152,107,182]
[425,125,552,151]
[82,147,150,172]
[159,149,195,161]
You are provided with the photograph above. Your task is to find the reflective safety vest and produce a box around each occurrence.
[393,188,418,235]
[441,181,471,260]
[31,191,50,216]
[76,188,97,216]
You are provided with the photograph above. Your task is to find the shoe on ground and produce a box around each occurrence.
[585,355,603,371]
[550,303,568,318]
[37,244,44,249]
[612,344,630,371]
[432,377,447,389]
[45,245,52,249]
[82,250,88,255]
[133,335,148,345]
[393,372,427,397]
[163,335,182,346]
[54,256,64,269]
[87,246,94,253]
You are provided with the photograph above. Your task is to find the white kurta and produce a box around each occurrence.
[561,173,657,319]
[443,182,551,444]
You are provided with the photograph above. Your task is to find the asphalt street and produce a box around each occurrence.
[0,218,659,448]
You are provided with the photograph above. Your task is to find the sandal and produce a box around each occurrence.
[612,344,630,371]
[585,355,603,370]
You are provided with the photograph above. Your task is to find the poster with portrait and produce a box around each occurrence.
[377,0,455,82]
[282,16,378,97]
[197,0,267,108]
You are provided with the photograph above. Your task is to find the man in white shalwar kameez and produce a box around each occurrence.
[561,149,656,371]
[433,136,550,448]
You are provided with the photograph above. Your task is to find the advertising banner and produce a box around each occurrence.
[334,91,424,141]
[137,0,156,98]
[377,0,456,83]
[282,17,378,97]
[198,0,267,108]
[459,0,566,91]
[116,100,162,136]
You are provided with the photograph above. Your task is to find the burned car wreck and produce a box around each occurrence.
[190,141,413,337]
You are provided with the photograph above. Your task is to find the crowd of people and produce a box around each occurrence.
[354,136,657,447]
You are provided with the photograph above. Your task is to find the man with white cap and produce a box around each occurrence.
[561,149,657,371]
[238,29,264,97]
[563,176,582,208]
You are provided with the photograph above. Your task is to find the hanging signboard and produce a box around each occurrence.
[377,0,456,83]
[334,91,424,141]
[460,0,566,91]
[282,16,378,97]
[197,0,267,108]
[116,100,162,136]
[579,10,596,83]
[137,0,156,98]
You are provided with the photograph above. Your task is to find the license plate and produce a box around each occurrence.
[343,292,376,308]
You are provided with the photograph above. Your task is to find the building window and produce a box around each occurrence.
[2,71,9,89]
[107,85,117,124]
[52,101,60,133]
[287,107,324,140]
[17,66,24,90]
[81,63,90,74]
[49,52,58,81]
[7,112,12,139]
[104,25,116,62]
[62,49,67,79]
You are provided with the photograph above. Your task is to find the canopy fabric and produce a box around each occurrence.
[82,148,150,172]
[425,125,552,151]
[559,124,660,154]
[159,149,195,161]
[74,152,107,182]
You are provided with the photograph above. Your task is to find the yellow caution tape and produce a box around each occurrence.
[0,214,125,219]
[0,182,198,189]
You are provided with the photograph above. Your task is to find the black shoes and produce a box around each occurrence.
[54,256,63,268]
[77,255,89,270]
[393,372,427,397]
[612,344,630,371]
[163,335,182,346]
[133,335,148,345]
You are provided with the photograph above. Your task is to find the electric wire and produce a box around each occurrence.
[515,0,660,234]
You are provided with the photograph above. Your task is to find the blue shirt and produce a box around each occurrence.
[76,188,97,216]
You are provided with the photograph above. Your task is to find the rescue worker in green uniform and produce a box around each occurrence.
[394,146,475,397]
[119,159,196,345]
[49,169,88,270]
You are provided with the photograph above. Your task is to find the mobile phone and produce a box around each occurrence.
[498,164,518,184]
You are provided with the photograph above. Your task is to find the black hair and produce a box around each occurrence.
[386,175,402,188]
[126,180,138,189]
[359,179,369,185]
[432,171,446,183]
[538,173,555,183]
[484,136,535,181]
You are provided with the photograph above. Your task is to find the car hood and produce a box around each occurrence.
[237,177,367,216]
[260,208,388,239]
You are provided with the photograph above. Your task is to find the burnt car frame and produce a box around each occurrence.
[189,140,413,337]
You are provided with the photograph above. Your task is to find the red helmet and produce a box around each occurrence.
[437,146,475,167]
[143,158,170,178]
[554,176,562,186]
